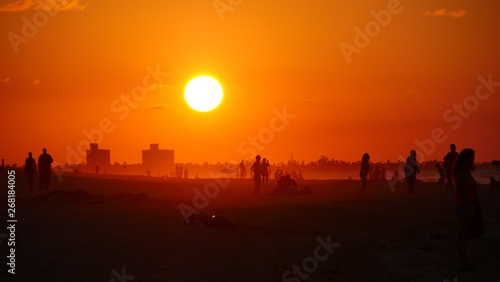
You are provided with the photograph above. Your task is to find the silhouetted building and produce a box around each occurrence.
[86,143,110,169]
[142,144,174,173]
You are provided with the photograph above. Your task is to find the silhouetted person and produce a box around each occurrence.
[95,165,100,174]
[175,164,181,178]
[184,166,189,179]
[404,150,420,194]
[273,174,298,196]
[298,170,303,180]
[239,160,246,179]
[1,158,5,171]
[444,144,459,192]
[251,155,262,196]
[436,163,446,189]
[489,177,500,191]
[286,174,298,190]
[454,148,483,269]
[38,148,53,190]
[261,158,270,185]
[359,153,370,196]
[24,152,37,189]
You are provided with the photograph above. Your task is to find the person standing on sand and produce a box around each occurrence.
[404,150,420,194]
[239,160,246,179]
[24,152,37,189]
[359,153,370,196]
[454,148,483,269]
[251,155,262,196]
[38,148,53,190]
[261,158,270,186]
[436,162,446,189]
[444,144,459,192]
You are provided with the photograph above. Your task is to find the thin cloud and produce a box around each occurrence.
[0,77,11,83]
[147,104,169,110]
[424,8,467,18]
[0,0,86,12]
[147,83,174,91]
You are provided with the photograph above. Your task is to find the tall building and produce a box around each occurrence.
[86,143,110,168]
[142,144,174,173]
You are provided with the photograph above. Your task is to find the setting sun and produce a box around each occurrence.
[184,76,223,112]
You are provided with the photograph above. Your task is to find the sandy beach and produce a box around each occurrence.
[1,171,499,282]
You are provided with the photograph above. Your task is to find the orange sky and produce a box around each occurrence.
[1,0,499,166]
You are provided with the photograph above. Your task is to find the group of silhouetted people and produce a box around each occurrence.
[407,144,459,194]
[248,155,273,196]
[359,144,487,269]
[248,155,310,197]
[22,148,53,190]
[173,164,188,179]
[358,144,463,195]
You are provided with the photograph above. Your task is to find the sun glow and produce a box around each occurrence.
[184,76,223,112]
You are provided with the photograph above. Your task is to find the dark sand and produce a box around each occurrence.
[1,172,500,282]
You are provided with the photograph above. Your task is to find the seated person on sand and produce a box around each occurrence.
[272,175,313,196]
[187,210,235,228]
[273,175,297,196]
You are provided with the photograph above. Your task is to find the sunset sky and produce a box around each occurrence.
[1,0,499,166]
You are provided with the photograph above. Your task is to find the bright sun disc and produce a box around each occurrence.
[184,76,223,112]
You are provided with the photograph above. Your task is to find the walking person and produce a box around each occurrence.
[454,148,484,269]
[261,158,270,186]
[251,155,262,196]
[24,152,37,189]
[444,144,459,192]
[436,162,446,190]
[404,150,420,194]
[359,153,370,196]
[38,148,53,190]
